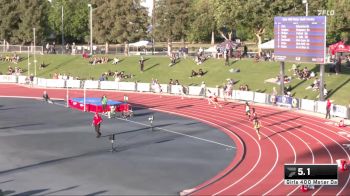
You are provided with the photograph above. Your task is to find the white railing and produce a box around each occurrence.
[0,75,348,119]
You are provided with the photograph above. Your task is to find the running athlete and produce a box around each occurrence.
[208,93,223,108]
[251,107,257,121]
[253,118,262,140]
[245,102,251,120]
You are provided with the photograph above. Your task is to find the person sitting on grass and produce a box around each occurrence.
[198,69,205,77]
[112,57,120,64]
[190,70,198,78]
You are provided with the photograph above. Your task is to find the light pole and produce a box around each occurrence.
[61,5,64,54]
[302,0,308,16]
[33,28,37,77]
[88,4,93,55]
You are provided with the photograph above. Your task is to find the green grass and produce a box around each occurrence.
[1,53,350,106]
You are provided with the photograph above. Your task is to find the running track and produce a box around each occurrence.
[1,84,350,195]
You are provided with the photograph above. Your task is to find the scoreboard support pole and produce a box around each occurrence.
[279,61,285,95]
[319,64,325,101]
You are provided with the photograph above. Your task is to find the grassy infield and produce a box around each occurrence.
[1,53,350,105]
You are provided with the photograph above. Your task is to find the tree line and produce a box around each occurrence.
[0,0,349,50]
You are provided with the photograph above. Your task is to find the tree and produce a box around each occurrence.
[92,0,149,55]
[213,0,240,41]
[0,0,19,43]
[154,0,191,55]
[326,0,350,44]
[48,0,89,44]
[188,0,217,44]
[0,0,50,45]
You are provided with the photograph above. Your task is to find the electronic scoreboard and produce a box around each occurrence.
[284,164,338,185]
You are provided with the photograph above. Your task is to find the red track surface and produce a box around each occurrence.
[1,84,350,195]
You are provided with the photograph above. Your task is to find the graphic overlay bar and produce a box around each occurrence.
[274,16,326,64]
[284,164,338,185]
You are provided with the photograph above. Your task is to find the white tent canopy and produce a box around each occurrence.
[129,40,151,47]
[261,39,274,50]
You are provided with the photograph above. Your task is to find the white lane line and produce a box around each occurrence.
[115,116,236,149]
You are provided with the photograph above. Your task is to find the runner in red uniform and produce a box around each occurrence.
[207,93,222,108]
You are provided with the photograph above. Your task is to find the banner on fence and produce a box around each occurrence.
[46,79,65,88]
[100,81,118,90]
[301,99,316,111]
[171,85,182,94]
[235,91,254,101]
[137,83,151,92]
[66,80,81,88]
[84,80,99,89]
[332,105,348,118]
[118,82,136,91]
[206,87,218,97]
[17,76,28,84]
[0,75,17,83]
[316,101,327,114]
[275,96,299,108]
[188,86,204,96]
[37,78,47,87]
[254,92,267,104]
[159,84,168,93]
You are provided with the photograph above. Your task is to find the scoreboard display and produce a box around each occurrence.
[274,16,326,64]
[284,164,338,185]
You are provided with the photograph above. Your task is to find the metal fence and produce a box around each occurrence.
[0,45,43,54]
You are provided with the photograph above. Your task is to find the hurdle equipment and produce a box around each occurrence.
[149,115,154,131]
[338,119,345,127]
[336,159,348,171]
[109,133,117,152]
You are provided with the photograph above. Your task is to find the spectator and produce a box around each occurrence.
[198,69,205,77]
[169,79,174,85]
[139,58,145,72]
[29,74,34,87]
[325,99,331,119]
[190,70,198,78]
[112,57,120,64]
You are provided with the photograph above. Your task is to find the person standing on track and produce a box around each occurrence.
[325,99,331,119]
[245,101,251,120]
[92,112,103,138]
[253,118,262,140]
